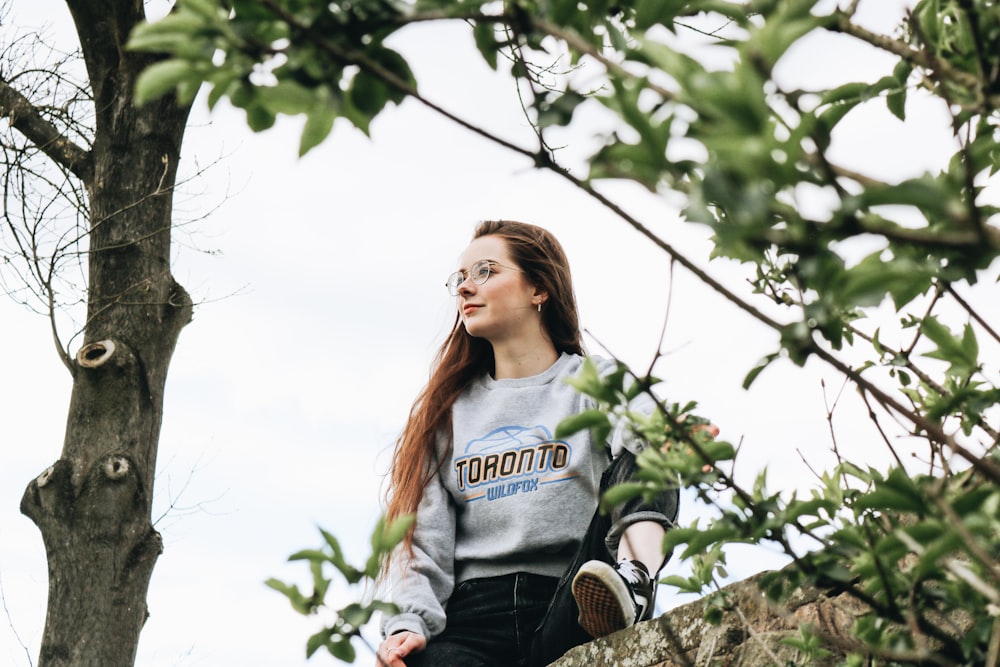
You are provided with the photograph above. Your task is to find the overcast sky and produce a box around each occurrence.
[3,1,990,666]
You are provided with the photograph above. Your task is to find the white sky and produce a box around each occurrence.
[2,1,994,666]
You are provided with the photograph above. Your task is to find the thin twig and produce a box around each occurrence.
[0,564,34,667]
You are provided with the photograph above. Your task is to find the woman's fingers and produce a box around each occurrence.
[693,423,720,438]
[377,631,427,667]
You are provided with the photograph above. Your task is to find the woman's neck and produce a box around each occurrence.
[491,343,560,380]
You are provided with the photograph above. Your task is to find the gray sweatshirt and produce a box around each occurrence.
[381,353,650,640]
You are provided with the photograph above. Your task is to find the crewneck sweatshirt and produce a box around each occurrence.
[381,353,651,641]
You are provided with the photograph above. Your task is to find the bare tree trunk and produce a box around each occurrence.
[11,1,194,664]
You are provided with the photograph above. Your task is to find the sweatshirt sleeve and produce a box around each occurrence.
[380,468,456,641]
[611,389,656,457]
[598,360,657,458]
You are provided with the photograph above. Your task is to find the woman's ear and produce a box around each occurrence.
[532,288,548,307]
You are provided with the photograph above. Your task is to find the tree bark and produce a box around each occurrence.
[17,1,194,664]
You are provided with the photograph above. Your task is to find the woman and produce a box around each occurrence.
[376,220,688,667]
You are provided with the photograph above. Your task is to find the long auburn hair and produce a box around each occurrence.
[381,220,584,576]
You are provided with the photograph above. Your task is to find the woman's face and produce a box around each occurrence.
[454,235,543,345]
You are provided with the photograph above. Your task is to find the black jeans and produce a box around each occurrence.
[404,572,558,667]
[405,450,680,667]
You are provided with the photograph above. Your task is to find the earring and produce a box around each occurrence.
[537,303,542,313]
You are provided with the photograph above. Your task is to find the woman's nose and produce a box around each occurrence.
[457,275,476,295]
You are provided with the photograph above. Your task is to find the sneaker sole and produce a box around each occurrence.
[572,563,634,638]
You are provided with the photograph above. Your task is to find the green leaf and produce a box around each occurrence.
[680,525,742,559]
[555,409,609,439]
[753,15,822,68]
[305,628,331,658]
[743,353,778,389]
[347,69,388,120]
[265,578,311,614]
[127,12,213,54]
[288,548,329,563]
[659,574,703,593]
[134,59,202,105]
[382,514,415,551]
[300,102,337,156]
[339,87,371,135]
[892,58,914,86]
[127,30,211,60]
[783,497,836,524]
[815,97,857,144]
[857,175,951,215]
[952,485,999,517]
[820,81,868,107]
[181,0,221,20]
[599,482,646,512]
[328,637,356,661]
[264,577,295,597]
[472,21,500,69]
[630,36,703,80]
[853,469,927,514]
[838,253,933,310]
[256,81,318,116]
[320,528,345,559]
[886,87,907,120]
[701,439,736,464]
[662,525,700,552]
[206,70,240,110]
[633,0,689,30]
[246,103,277,132]
[921,318,979,376]
[563,357,620,404]
[961,322,980,365]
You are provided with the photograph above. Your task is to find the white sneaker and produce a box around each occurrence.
[571,559,654,638]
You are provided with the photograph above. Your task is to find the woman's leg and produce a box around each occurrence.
[527,500,615,667]
[617,521,667,576]
[408,573,555,667]
[601,448,679,567]
[403,641,496,667]
[529,449,679,666]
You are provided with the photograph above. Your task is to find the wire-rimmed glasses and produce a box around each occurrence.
[445,260,521,296]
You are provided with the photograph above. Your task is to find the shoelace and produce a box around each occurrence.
[617,560,653,622]
[616,560,648,585]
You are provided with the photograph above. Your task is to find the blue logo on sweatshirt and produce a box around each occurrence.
[454,425,576,502]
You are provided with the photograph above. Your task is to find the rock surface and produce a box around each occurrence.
[550,571,865,667]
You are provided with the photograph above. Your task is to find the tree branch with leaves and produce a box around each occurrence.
[129,0,999,663]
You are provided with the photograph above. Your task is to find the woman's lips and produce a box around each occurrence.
[463,304,482,315]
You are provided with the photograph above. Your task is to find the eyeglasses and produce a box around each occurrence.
[445,259,522,296]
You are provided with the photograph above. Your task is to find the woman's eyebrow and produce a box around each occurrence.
[457,258,498,270]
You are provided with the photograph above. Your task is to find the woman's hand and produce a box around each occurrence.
[376,631,426,667]
[662,421,720,473]
[663,421,720,448]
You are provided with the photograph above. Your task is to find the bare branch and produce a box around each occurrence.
[0,76,92,182]
[0,564,33,667]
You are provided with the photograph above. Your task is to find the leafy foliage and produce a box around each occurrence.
[131,0,1000,663]
[565,368,1000,665]
[265,516,412,661]
[129,0,415,154]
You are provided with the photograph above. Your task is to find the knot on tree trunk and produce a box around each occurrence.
[80,452,145,540]
[65,337,156,494]
[22,454,144,529]
[21,459,75,524]
[103,455,130,480]
[36,464,58,488]
[77,339,117,368]
[22,453,162,667]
